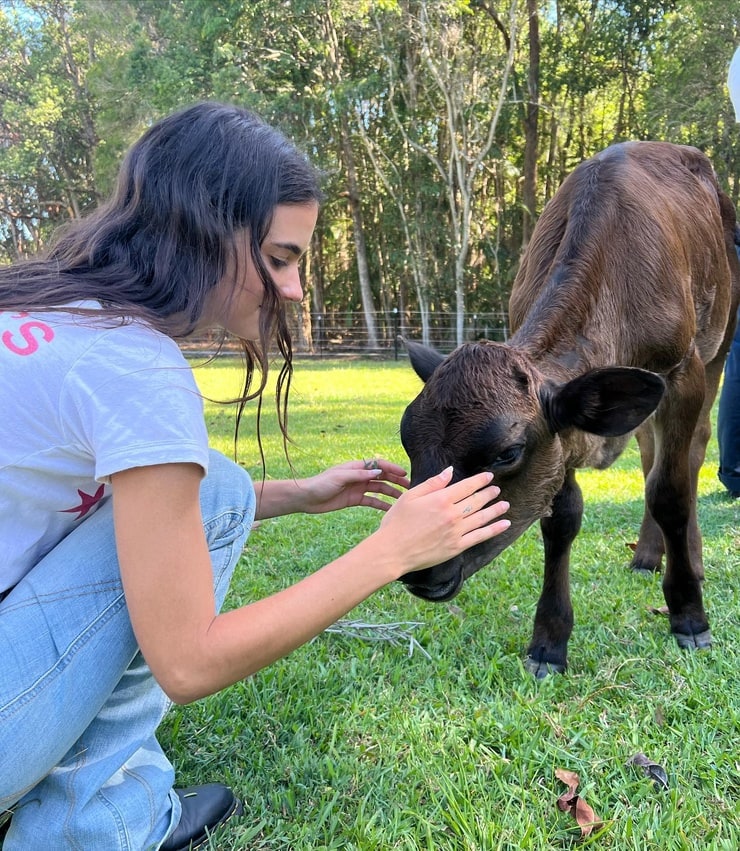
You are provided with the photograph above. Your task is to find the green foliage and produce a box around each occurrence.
[158,359,740,849]
[1,0,739,317]
[645,1,740,198]
[0,0,102,255]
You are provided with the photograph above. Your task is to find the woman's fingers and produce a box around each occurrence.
[363,480,406,501]
[390,469,509,530]
[404,465,456,499]
[441,470,494,501]
[460,498,511,544]
[454,482,501,518]
[353,457,408,477]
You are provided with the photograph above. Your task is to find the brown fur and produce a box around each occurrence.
[400,141,740,675]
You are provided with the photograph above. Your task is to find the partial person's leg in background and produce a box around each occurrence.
[718,305,740,498]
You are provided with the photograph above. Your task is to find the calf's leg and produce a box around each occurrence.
[647,352,711,649]
[631,424,665,573]
[525,469,582,677]
[632,312,730,577]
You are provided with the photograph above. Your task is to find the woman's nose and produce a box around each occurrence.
[279,270,304,303]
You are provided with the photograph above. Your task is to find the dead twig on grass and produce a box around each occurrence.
[322,619,432,660]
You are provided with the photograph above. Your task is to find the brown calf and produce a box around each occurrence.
[400,141,740,676]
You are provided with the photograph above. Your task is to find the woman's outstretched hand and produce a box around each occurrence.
[298,458,410,514]
[253,458,410,520]
[374,466,510,576]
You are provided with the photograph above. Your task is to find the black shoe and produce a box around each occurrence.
[0,814,10,845]
[160,783,243,851]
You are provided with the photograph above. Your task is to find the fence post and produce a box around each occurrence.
[393,307,399,360]
[316,313,324,358]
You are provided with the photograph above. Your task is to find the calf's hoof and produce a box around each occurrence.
[631,565,661,577]
[524,656,567,678]
[673,628,712,650]
[629,558,661,576]
[627,542,663,575]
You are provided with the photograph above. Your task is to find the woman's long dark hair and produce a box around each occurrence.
[0,101,323,457]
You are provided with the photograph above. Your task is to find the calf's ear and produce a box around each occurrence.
[403,338,445,382]
[542,367,666,436]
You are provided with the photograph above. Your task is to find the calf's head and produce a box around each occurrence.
[398,340,665,602]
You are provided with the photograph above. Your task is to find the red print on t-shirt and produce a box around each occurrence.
[1,312,55,355]
[60,485,106,520]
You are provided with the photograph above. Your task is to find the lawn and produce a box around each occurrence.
[160,357,740,850]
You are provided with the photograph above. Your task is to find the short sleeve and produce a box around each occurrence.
[60,325,210,482]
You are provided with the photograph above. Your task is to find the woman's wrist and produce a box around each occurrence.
[254,478,311,520]
[357,528,407,584]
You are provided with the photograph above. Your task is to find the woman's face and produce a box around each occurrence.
[205,201,319,340]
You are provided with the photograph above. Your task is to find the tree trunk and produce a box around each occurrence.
[521,0,540,248]
[322,7,379,350]
[339,111,379,348]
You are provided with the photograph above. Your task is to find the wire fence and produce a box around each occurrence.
[181,310,510,359]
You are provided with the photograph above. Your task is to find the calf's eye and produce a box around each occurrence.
[491,445,524,468]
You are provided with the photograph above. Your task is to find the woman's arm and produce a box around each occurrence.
[111,462,509,705]
[253,459,409,519]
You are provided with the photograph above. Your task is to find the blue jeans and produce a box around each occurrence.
[0,451,255,850]
[718,304,740,495]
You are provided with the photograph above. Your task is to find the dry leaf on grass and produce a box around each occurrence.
[555,768,603,838]
[628,752,669,790]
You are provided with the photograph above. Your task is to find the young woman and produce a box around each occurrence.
[0,102,510,850]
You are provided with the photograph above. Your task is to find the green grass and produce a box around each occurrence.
[160,357,740,850]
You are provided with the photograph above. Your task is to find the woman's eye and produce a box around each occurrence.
[269,256,289,269]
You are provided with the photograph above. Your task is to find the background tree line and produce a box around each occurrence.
[1,0,739,349]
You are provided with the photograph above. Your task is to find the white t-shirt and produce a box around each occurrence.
[0,303,210,593]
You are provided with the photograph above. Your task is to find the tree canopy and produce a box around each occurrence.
[1,0,738,346]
